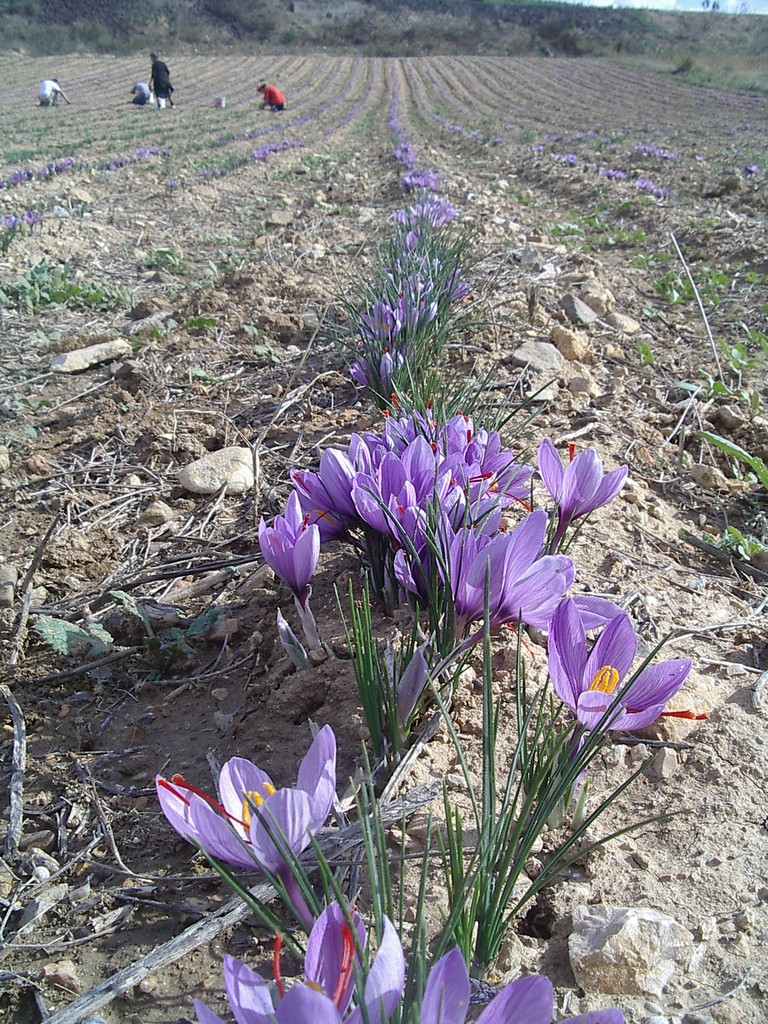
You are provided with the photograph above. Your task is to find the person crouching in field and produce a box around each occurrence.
[258,82,286,111]
[38,79,70,106]
[149,53,175,109]
[131,82,152,106]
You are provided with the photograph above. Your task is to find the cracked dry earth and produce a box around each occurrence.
[0,53,766,1024]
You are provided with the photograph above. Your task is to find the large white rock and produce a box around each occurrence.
[178,448,254,495]
[50,339,132,373]
[568,905,694,996]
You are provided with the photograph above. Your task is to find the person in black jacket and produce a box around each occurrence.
[149,53,175,109]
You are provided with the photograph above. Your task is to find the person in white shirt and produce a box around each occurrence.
[38,79,70,106]
[131,82,152,105]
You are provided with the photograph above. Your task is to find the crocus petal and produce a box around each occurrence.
[537,438,565,499]
[561,450,603,518]
[292,523,321,592]
[305,902,366,1013]
[275,982,343,1024]
[570,596,625,632]
[397,646,430,726]
[621,659,691,713]
[590,464,629,510]
[218,758,274,824]
[583,612,636,685]
[548,599,590,711]
[194,999,227,1024]
[222,955,274,1024]
[562,1011,625,1024]
[421,948,470,1024]
[348,917,406,1024]
[296,723,337,829]
[576,689,628,731]
[187,797,257,870]
[248,787,316,873]
[156,775,198,842]
[476,975,554,1024]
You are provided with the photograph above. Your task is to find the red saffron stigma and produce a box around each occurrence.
[169,775,244,826]
[157,778,190,806]
[660,710,708,720]
[568,443,576,463]
[273,934,285,998]
[382,409,390,418]
[331,924,356,1008]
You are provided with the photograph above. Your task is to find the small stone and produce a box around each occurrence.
[267,209,294,226]
[43,959,83,993]
[0,565,18,608]
[178,448,254,495]
[715,405,745,431]
[560,292,599,325]
[308,648,327,665]
[606,312,642,335]
[51,339,133,373]
[646,748,678,781]
[568,374,600,398]
[688,463,730,491]
[580,281,615,317]
[67,188,93,204]
[0,446,10,473]
[509,340,565,374]
[551,323,593,362]
[211,688,228,701]
[138,500,175,526]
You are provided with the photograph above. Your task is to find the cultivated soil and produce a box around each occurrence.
[0,54,766,1024]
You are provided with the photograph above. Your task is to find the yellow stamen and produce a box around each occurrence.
[306,980,325,994]
[588,665,620,695]
[242,782,277,828]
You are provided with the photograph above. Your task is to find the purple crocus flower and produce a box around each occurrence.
[194,908,404,1024]
[538,438,628,552]
[421,947,624,1024]
[446,510,574,635]
[156,726,336,924]
[548,597,692,732]
[258,490,320,604]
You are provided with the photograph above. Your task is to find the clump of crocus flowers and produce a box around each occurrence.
[194,900,625,1024]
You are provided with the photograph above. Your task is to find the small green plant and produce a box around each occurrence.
[653,264,732,307]
[719,526,768,564]
[0,260,128,312]
[141,246,186,273]
[637,340,654,365]
[185,315,219,330]
[700,430,768,490]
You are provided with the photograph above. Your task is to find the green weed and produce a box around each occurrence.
[0,260,128,312]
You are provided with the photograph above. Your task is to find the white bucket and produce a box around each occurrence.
[215,96,226,108]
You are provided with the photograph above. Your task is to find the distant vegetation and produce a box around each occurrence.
[1,0,767,88]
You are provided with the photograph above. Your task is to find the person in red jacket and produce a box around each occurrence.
[258,82,286,111]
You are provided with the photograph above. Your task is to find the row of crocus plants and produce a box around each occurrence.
[154,95,699,1023]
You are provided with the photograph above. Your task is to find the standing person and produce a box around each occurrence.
[38,79,70,106]
[257,82,286,111]
[149,53,175,109]
[131,82,152,106]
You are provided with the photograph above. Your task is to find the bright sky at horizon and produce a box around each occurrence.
[556,0,768,11]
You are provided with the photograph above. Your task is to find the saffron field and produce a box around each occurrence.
[0,53,767,1024]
